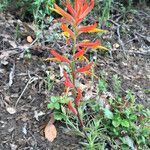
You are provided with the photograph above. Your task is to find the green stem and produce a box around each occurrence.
[71,26,77,87]
[70,27,85,130]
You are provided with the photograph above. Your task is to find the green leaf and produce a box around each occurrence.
[142,136,146,144]
[121,120,129,127]
[104,108,113,119]
[130,114,137,121]
[60,97,68,104]
[113,128,119,136]
[98,79,107,92]
[112,120,120,127]
[54,111,65,120]
[47,103,54,109]
[54,103,60,110]
[51,96,58,103]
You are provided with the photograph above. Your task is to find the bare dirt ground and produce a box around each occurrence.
[0,5,150,150]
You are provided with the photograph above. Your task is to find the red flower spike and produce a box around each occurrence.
[68,101,77,115]
[76,88,81,106]
[63,70,74,88]
[75,62,94,74]
[61,23,75,39]
[50,50,70,64]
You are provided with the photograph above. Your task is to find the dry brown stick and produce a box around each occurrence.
[109,19,127,58]
[111,49,150,56]
[15,76,38,108]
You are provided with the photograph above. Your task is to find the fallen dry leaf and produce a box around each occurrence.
[44,123,57,142]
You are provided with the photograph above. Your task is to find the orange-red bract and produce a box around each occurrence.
[76,39,101,48]
[75,0,94,25]
[76,88,81,106]
[53,4,75,24]
[51,0,95,25]
[66,0,76,16]
[61,23,75,39]
[75,62,94,74]
[73,49,85,59]
[63,70,74,88]
[78,23,97,33]
[50,50,70,64]
[78,23,108,34]
[68,101,77,115]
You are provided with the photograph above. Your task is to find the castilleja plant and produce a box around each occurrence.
[47,0,108,129]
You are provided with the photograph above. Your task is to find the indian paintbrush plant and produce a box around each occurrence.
[47,0,108,132]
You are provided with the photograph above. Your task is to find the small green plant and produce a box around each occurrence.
[80,118,106,150]
[15,0,56,21]
[47,96,68,120]
[24,49,32,61]
[45,71,54,91]
[0,0,10,12]
[64,76,149,149]
[101,0,113,24]
[99,77,150,149]
[113,74,121,98]
[97,71,108,94]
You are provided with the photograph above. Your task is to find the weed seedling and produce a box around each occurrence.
[24,49,32,61]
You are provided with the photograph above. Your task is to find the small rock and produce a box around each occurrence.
[146,37,150,42]
[11,94,19,98]
[1,60,9,65]
[0,68,5,73]
[6,106,16,114]
[139,48,144,51]
[122,62,128,67]
[22,123,27,135]
[8,126,15,132]
[34,111,45,121]
[113,43,120,49]
[10,144,17,150]
[27,36,33,43]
